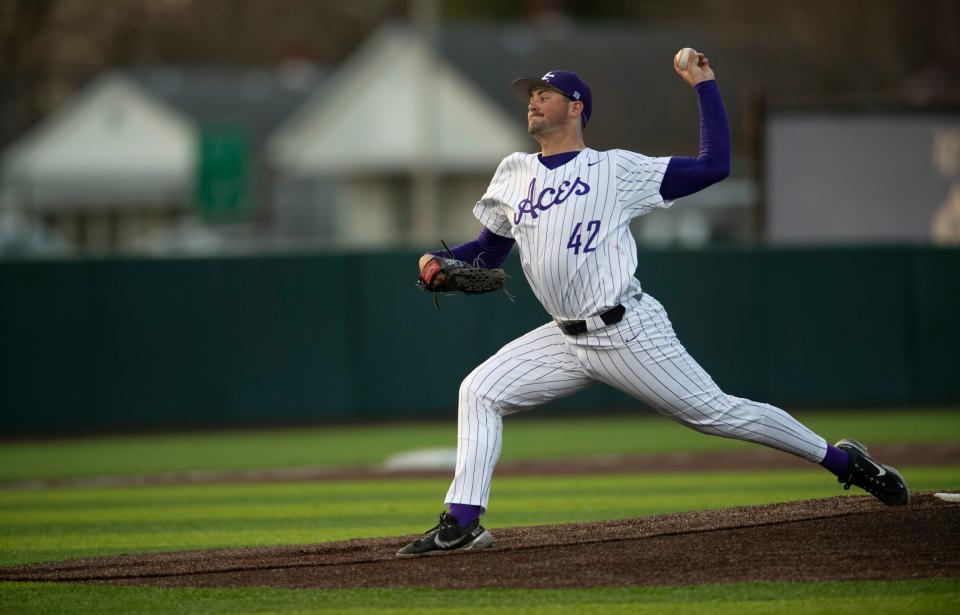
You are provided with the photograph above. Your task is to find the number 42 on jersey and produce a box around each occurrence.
[568,219,601,254]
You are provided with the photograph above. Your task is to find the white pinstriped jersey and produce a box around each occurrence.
[473,148,673,320]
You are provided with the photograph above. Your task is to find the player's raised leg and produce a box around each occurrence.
[397,322,594,557]
[581,293,908,506]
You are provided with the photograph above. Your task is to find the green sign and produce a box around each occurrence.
[195,126,250,220]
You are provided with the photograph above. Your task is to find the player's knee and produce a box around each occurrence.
[460,374,483,406]
[459,375,499,414]
[666,392,739,433]
[458,377,474,404]
[725,395,759,416]
[696,395,768,433]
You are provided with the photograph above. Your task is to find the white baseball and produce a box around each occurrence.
[675,47,697,70]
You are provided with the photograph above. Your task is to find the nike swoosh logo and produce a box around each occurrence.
[587,160,600,166]
[863,457,887,477]
[434,530,476,549]
[434,535,456,548]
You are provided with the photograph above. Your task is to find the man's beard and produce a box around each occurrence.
[527,116,550,135]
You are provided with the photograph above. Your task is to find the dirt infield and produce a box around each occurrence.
[3,493,957,589]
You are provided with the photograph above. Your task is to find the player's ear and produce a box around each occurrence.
[569,100,583,120]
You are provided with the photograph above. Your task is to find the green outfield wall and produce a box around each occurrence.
[1,246,958,433]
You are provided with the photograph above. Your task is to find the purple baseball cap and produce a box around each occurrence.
[511,70,592,126]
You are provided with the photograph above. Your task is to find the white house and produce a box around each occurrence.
[267,24,529,248]
[1,72,196,253]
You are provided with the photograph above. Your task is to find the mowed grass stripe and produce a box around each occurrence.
[1,579,959,615]
[3,464,957,513]
[2,409,958,482]
[2,466,958,567]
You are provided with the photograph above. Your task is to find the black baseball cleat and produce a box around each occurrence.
[836,438,910,506]
[396,512,494,557]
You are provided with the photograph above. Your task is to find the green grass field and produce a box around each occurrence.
[1,409,958,613]
[3,579,958,614]
[2,409,957,482]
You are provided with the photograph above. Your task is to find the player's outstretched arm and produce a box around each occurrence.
[659,47,729,201]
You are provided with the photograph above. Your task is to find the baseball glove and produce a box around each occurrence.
[418,256,508,295]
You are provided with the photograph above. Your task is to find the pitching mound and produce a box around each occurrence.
[2,493,957,589]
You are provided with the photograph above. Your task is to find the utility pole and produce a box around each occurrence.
[409,0,439,246]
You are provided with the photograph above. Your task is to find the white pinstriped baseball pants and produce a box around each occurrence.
[444,292,828,511]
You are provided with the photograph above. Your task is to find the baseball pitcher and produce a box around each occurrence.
[400,49,909,557]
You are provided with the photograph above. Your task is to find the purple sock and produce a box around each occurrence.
[448,503,482,527]
[820,444,851,479]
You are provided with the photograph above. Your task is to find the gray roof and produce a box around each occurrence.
[128,65,326,144]
[437,21,838,164]
[118,23,824,162]
[114,22,841,164]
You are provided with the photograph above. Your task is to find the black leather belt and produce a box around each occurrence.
[557,293,643,335]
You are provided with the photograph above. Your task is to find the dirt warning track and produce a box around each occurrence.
[3,493,957,589]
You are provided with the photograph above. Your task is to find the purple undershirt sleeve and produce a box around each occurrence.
[430,228,515,268]
[659,80,731,200]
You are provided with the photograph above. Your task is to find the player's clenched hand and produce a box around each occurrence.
[418,254,447,290]
[417,255,508,295]
[673,48,715,86]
